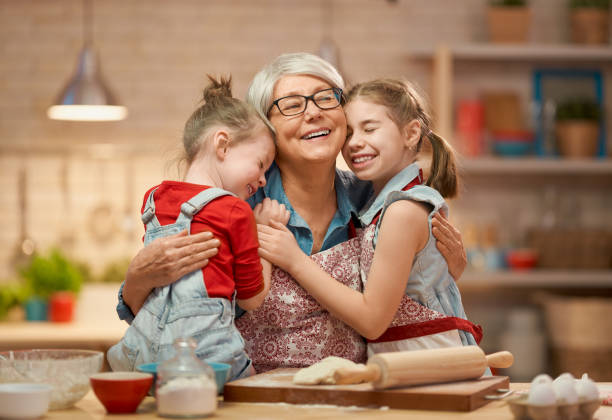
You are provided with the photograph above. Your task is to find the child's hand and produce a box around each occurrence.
[257,221,303,272]
[253,198,290,226]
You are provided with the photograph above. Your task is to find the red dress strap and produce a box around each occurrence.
[368,316,483,345]
[347,216,358,239]
[370,169,424,226]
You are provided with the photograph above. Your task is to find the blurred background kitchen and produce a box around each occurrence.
[0,0,611,381]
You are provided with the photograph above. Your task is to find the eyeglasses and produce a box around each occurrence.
[268,87,343,117]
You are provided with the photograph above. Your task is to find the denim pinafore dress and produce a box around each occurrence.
[107,187,252,381]
[363,185,482,353]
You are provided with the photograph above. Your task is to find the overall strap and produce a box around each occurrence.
[141,188,161,229]
[175,187,236,225]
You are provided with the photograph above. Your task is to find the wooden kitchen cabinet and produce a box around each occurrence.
[409,44,612,287]
[410,43,612,141]
[458,157,612,289]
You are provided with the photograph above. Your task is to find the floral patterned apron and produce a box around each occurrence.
[235,232,367,373]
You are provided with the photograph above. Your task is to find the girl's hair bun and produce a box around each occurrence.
[202,75,233,104]
[181,73,271,167]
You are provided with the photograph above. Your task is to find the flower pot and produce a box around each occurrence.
[555,120,599,158]
[48,291,75,322]
[24,297,48,322]
[571,9,610,45]
[487,6,531,43]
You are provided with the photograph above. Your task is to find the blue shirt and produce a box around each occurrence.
[248,162,371,255]
[116,162,373,323]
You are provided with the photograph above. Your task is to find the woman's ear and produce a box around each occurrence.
[212,129,231,160]
[403,119,422,150]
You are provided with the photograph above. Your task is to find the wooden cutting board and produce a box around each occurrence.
[224,368,510,412]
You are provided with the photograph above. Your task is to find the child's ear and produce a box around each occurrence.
[213,129,231,160]
[403,119,421,150]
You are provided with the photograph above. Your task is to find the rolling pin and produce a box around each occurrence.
[333,346,513,390]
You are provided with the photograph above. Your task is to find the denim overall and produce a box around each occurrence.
[107,187,252,381]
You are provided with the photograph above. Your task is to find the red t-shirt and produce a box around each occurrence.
[141,181,264,301]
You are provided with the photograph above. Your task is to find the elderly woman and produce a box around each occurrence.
[117,53,466,372]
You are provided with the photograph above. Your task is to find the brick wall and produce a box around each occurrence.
[0,0,610,278]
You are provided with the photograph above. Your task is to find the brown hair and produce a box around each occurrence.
[182,75,273,165]
[346,79,458,198]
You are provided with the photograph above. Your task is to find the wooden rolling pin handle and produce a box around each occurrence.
[485,351,514,369]
[333,363,381,385]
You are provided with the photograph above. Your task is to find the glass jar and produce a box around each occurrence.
[156,337,217,418]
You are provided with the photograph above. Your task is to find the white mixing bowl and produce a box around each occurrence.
[0,349,103,409]
[0,383,52,418]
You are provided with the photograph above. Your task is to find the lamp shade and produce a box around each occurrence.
[47,45,127,121]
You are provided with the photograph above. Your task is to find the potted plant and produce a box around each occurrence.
[487,0,531,43]
[569,0,610,44]
[555,98,601,158]
[0,282,28,321]
[20,248,83,322]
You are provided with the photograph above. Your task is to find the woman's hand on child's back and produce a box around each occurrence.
[257,221,304,273]
[253,198,290,226]
[123,230,220,314]
[127,231,219,288]
[431,213,467,281]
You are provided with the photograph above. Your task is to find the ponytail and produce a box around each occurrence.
[425,130,458,198]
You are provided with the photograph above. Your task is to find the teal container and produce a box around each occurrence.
[137,361,230,395]
[24,297,48,321]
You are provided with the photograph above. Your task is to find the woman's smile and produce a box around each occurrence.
[300,127,331,141]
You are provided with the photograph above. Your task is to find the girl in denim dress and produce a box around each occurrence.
[257,78,482,357]
[107,76,288,380]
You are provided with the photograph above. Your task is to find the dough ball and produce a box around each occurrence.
[293,356,360,385]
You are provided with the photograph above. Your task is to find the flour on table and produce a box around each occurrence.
[292,356,360,385]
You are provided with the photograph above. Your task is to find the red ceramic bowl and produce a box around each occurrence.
[90,372,153,414]
[506,248,539,270]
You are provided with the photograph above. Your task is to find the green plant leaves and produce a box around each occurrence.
[569,0,610,9]
[556,98,602,121]
[19,248,84,298]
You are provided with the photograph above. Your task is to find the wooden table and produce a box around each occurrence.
[0,320,127,370]
[46,384,612,420]
[0,322,126,350]
[0,284,126,352]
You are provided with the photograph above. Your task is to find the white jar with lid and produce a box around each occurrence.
[499,308,547,382]
[156,337,217,418]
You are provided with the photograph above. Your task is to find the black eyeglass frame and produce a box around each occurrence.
[267,87,344,117]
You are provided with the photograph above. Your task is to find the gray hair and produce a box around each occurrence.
[246,52,345,134]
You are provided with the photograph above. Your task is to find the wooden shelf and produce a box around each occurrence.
[415,43,612,140]
[460,269,612,288]
[459,157,612,175]
[410,44,612,62]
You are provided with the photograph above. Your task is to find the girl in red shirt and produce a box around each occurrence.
[107,76,288,381]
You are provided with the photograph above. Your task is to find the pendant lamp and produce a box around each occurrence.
[47,0,127,121]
